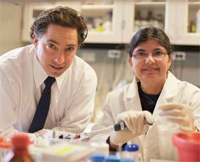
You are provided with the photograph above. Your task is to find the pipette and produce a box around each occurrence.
[114,119,154,131]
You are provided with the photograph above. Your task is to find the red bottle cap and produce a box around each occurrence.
[11,134,30,148]
[0,136,4,142]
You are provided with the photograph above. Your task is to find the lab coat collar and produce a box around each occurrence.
[33,51,70,90]
[125,72,178,99]
[162,71,179,99]
[125,76,139,99]
[124,72,179,113]
[123,76,142,112]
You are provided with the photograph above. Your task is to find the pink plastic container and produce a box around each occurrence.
[172,133,200,162]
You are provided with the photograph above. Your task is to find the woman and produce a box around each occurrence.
[100,27,200,161]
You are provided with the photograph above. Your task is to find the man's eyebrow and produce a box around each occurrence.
[47,39,77,47]
[47,39,59,45]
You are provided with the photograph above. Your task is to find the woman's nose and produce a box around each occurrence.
[145,55,155,64]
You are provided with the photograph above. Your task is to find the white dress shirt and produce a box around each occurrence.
[0,45,97,137]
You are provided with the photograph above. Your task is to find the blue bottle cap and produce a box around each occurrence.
[125,144,139,152]
[105,155,120,162]
[120,158,134,162]
[90,153,105,162]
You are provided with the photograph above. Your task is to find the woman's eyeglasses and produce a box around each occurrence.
[132,51,168,61]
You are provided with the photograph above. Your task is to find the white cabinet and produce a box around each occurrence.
[167,0,200,45]
[21,0,123,44]
[122,0,167,43]
[122,0,200,45]
[22,1,81,42]
[80,0,123,43]
[22,0,200,45]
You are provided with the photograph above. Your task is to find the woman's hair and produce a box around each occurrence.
[128,27,173,58]
[30,6,88,47]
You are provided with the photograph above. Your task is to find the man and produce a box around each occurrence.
[0,6,97,141]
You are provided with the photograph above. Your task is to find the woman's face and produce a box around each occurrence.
[128,39,172,85]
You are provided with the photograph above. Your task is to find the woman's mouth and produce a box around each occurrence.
[142,67,159,72]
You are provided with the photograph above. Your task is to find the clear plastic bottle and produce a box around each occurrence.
[134,10,142,32]
[105,155,120,162]
[196,9,200,33]
[90,153,105,162]
[4,134,34,162]
[0,136,11,162]
[123,144,142,162]
[119,158,134,162]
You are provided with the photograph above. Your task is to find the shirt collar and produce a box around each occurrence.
[33,53,48,89]
[125,76,139,99]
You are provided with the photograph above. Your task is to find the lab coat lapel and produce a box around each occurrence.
[124,77,142,112]
[153,71,179,118]
[124,77,145,150]
[144,72,179,161]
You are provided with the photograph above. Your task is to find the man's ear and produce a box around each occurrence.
[33,33,38,49]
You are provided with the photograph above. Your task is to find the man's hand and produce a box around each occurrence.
[110,110,154,145]
[158,103,195,133]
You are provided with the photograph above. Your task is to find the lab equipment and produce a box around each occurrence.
[159,103,194,133]
[123,144,143,162]
[90,153,105,162]
[172,132,200,162]
[119,159,134,162]
[89,142,109,156]
[0,137,11,161]
[114,119,153,131]
[4,134,34,162]
[105,155,120,162]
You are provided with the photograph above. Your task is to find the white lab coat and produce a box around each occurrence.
[101,72,200,162]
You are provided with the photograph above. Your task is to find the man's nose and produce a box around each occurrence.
[55,52,65,64]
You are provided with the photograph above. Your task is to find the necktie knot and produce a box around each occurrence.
[44,77,55,88]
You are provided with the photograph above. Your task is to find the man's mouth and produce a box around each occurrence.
[50,65,64,70]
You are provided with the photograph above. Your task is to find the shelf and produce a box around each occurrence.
[81,5,114,10]
[135,2,166,5]
[188,2,200,5]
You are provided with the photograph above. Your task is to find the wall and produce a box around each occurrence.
[0,3,23,54]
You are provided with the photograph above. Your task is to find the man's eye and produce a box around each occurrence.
[66,47,74,51]
[47,44,55,49]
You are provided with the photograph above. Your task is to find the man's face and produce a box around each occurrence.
[34,24,78,77]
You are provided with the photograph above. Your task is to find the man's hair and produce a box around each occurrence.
[30,6,88,47]
[128,27,173,58]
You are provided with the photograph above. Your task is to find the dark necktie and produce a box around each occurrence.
[28,76,56,133]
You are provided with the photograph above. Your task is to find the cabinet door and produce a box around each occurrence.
[171,0,200,45]
[22,1,81,42]
[80,0,123,43]
[122,0,167,44]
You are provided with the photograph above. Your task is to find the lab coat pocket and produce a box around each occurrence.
[157,121,179,161]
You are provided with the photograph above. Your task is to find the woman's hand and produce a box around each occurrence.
[110,110,154,145]
[158,103,195,133]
